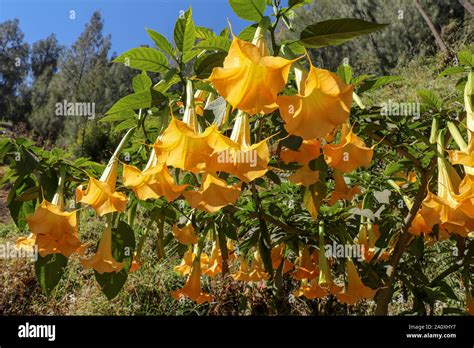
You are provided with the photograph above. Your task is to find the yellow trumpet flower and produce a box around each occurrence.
[123,150,187,202]
[277,64,353,140]
[323,125,374,173]
[294,278,327,299]
[76,160,128,217]
[271,244,294,274]
[209,26,298,115]
[203,242,222,277]
[336,258,377,305]
[280,139,321,165]
[81,224,125,274]
[207,112,270,182]
[449,129,474,168]
[248,250,270,281]
[328,170,361,205]
[231,257,252,282]
[174,250,209,276]
[183,173,241,213]
[172,223,198,245]
[172,259,213,304]
[292,246,318,280]
[18,199,83,257]
[288,166,320,186]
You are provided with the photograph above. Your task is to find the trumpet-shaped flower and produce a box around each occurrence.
[174,250,209,276]
[277,64,353,140]
[153,118,226,173]
[271,244,294,274]
[18,200,83,257]
[288,165,320,186]
[123,160,187,202]
[449,129,474,168]
[329,170,361,205]
[76,161,128,217]
[294,278,327,299]
[183,173,241,213]
[81,225,125,274]
[203,242,222,277]
[336,259,377,305]
[172,259,213,304]
[207,112,270,182]
[172,223,198,245]
[280,140,321,165]
[248,250,270,281]
[209,32,297,115]
[292,246,318,280]
[323,125,374,173]
[231,257,252,282]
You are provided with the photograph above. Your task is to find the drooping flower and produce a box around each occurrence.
[183,173,241,213]
[277,64,353,140]
[123,152,187,202]
[174,250,209,276]
[292,245,318,280]
[271,244,294,274]
[288,165,320,186]
[203,242,222,277]
[336,258,377,305]
[207,111,270,182]
[280,140,321,165]
[248,250,270,281]
[76,160,128,217]
[328,170,361,205]
[153,118,225,173]
[172,259,213,304]
[323,125,374,173]
[172,223,198,245]
[448,129,474,168]
[209,27,298,115]
[231,258,252,282]
[355,223,390,262]
[294,278,327,299]
[81,224,125,274]
[18,199,84,257]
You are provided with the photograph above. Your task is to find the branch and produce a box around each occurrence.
[458,0,474,16]
[375,155,437,314]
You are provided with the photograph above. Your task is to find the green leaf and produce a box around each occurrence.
[132,71,152,92]
[288,0,312,9]
[438,66,465,77]
[358,75,401,94]
[182,50,201,63]
[95,221,136,300]
[196,36,231,52]
[458,50,474,67]
[299,18,388,48]
[195,26,216,40]
[417,90,442,112]
[238,24,258,42]
[15,146,40,178]
[115,118,138,132]
[146,28,174,56]
[106,90,167,115]
[337,64,352,84]
[229,0,266,22]
[114,47,168,73]
[280,135,302,151]
[8,177,36,230]
[153,68,180,92]
[174,8,195,54]
[35,253,68,295]
[384,161,405,176]
[194,52,227,79]
[100,109,136,123]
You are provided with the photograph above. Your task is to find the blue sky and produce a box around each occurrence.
[0,0,275,55]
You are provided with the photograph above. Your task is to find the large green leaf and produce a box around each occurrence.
[229,0,266,22]
[299,18,388,48]
[95,221,136,300]
[35,253,68,295]
[132,71,152,92]
[114,47,168,73]
[8,176,37,230]
[417,90,442,112]
[195,36,231,52]
[146,28,174,56]
[194,52,227,79]
[174,8,195,54]
[105,89,167,115]
[195,26,216,40]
